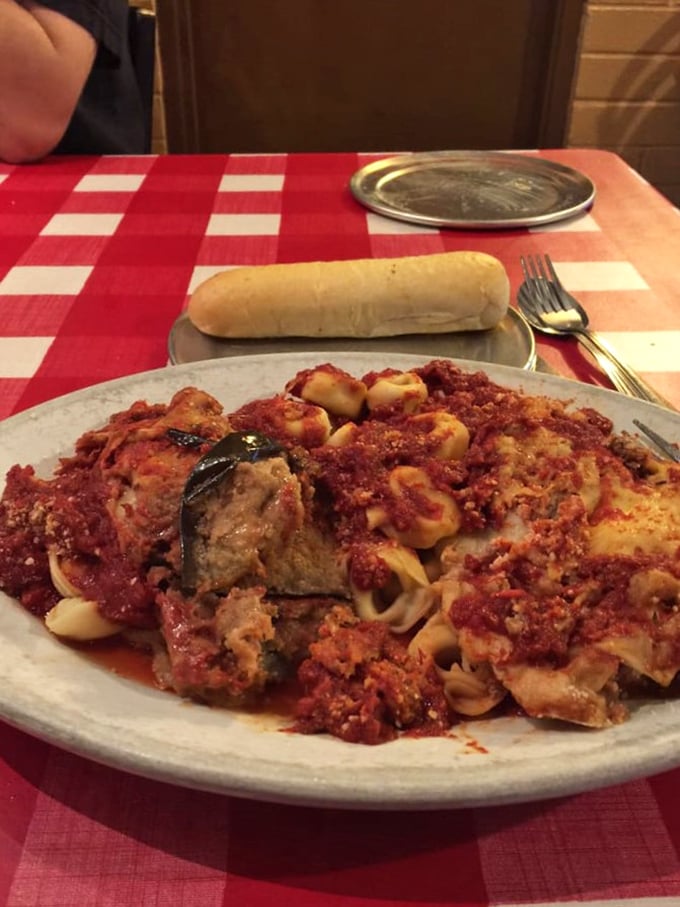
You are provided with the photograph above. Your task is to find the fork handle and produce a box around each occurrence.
[576,329,674,410]
[571,331,638,397]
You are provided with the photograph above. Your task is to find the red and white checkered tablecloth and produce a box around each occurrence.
[2,149,680,907]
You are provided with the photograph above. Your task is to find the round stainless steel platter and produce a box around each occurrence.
[167,308,536,371]
[350,151,596,229]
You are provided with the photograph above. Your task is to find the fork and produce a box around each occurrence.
[518,254,671,409]
[633,419,680,462]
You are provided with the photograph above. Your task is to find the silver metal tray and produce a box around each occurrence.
[167,308,536,370]
[350,151,596,229]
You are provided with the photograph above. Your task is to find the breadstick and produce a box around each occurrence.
[187,251,509,338]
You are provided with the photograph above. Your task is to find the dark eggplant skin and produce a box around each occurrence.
[176,431,286,591]
[166,428,209,449]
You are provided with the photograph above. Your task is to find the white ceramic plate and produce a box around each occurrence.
[2,352,680,810]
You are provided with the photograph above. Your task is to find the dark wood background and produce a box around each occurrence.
[157,0,585,154]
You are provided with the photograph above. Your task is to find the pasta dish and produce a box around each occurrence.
[1,359,680,744]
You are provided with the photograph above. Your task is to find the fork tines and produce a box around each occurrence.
[520,253,560,285]
[519,255,554,309]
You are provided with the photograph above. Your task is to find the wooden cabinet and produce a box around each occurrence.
[157,0,585,153]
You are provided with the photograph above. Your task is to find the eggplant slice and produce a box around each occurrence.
[178,431,348,598]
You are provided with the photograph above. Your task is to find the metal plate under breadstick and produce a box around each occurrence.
[168,308,536,370]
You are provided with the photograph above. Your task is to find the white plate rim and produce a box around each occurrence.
[1,352,680,811]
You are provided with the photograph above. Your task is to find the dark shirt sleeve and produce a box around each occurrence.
[35,0,147,155]
[33,0,126,60]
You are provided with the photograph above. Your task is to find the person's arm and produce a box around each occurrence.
[0,0,97,163]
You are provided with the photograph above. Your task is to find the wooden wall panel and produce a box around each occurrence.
[157,0,585,154]
[567,0,680,206]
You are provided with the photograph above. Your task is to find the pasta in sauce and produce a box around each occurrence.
[1,359,680,744]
